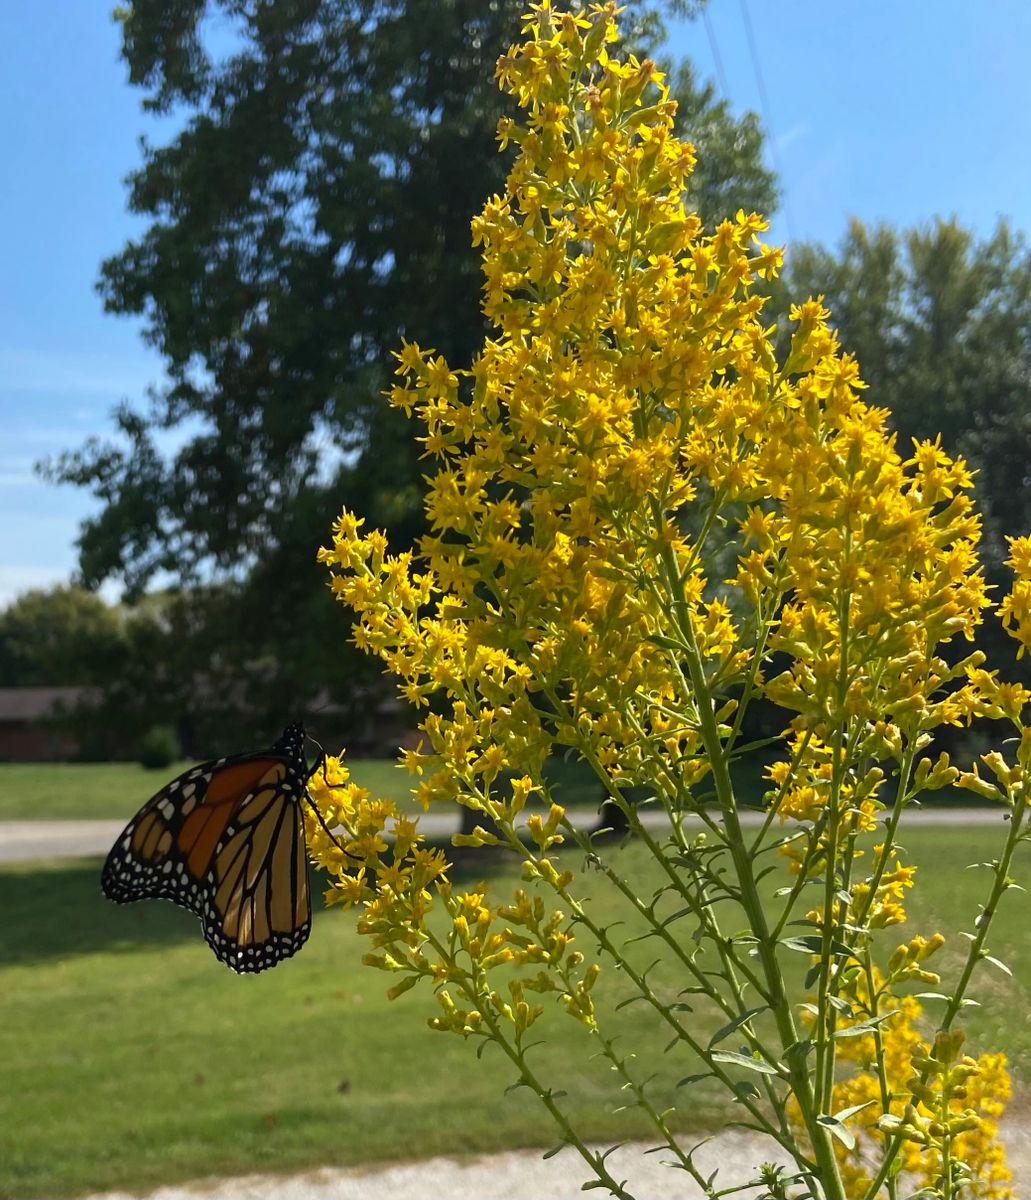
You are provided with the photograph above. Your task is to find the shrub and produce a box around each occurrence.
[137,725,179,771]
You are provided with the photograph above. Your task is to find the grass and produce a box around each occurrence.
[0,760,415,822]
[0,761,196,821]
[1,755,983,823]
[2,823,1029,1197]
[0,757,609,821]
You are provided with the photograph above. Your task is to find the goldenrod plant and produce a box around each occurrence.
[313,4,1024,1195]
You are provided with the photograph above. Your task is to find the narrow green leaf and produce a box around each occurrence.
[834,1012,898,1039]
[646,633,689,653]
[783,1038,813,1063]
[984,954,1013,977]
[615,994,650,1011]
[711,1049,781,1075]
[708,1006,767,1050]
[783,934,858,960]
[834,1100,876,1122]
[676,1072,713,1088]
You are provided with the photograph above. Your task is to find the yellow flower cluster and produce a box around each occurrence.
[791,967,1012,1197]
[999,535,1031,657]
[320,0,1002,841]
[313,4,1023,1194]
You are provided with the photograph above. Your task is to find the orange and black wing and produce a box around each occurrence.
[201,759,311,972]
[101,724,312,973]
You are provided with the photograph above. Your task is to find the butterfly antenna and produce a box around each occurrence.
[302,734,359,860]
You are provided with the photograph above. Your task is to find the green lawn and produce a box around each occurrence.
[0,757,609,821]
[1,824,1028,1197]
[0,760,417,822]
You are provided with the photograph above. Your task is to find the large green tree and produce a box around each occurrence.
[47,0,776,729]
[0,586,125,688]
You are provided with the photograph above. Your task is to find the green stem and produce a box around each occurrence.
[862,785,1028,1199]
[498,825,803,1157]
[594,1028,720,1197]
[425,926,638,1200]
[657,539,847,1199]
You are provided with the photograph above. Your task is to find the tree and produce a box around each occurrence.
[776,217,1031,577]
[45,0,776,723]
[0,586,126,687]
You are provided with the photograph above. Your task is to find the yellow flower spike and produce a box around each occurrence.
[314,6,1018,1193]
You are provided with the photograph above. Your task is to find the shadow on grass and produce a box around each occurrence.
[0,836,525,968]
[1,857,217,967]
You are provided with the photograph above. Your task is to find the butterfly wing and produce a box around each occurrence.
[102,724,313,974]
[201,760,311,973]
[101,754,298,918]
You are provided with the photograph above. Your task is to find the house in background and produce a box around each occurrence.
[0,687,88,761]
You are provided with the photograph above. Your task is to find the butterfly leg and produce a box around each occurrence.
[301,739,361,859]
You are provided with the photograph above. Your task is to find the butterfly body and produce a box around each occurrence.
[102,723,313,973]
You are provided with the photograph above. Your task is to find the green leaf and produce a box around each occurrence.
[783,934,858,960]
[783,1038,813,1063]
[984,954,1013,977]
[711,1049,781,1075]
[834,1012,898,1039]
[615,994,650,1011]
[676,1072,713,1089]
[708,1006,767,1050]
[543,1143,568,1160]
[817,1114,855,1151]
[645,633,690,653]
[834,1100,876,1122]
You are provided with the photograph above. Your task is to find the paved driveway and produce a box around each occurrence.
[0,807,1009,865]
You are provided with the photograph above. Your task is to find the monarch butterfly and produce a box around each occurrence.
[102,723,340,974]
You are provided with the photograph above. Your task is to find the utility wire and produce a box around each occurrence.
[738,0,796,244]
[700,3,730,99]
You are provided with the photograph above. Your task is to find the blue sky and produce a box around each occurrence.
[3,1,1031,607]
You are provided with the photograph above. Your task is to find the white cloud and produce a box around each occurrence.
[0,564,72,608]
[0,345,158,400]
[0,468,37,487]
[774,122,809,153]
[0,565,123,610]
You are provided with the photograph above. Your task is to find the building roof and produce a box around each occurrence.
[0,687,92,722]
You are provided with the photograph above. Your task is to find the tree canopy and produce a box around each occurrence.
[0,586,124,688]
[49,0,775,593]
[42,0,776,729]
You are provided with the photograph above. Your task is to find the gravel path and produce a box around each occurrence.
[0,808,1011,864]
[84,1119,1028,1200]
